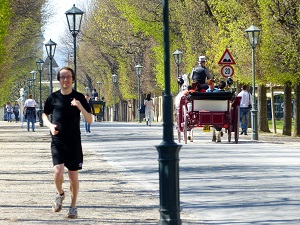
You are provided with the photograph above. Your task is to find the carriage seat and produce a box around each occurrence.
[188,92,234,112]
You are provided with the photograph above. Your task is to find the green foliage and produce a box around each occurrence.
[0,0,10,65]
[76,0,300,103]
[0,0,45,105]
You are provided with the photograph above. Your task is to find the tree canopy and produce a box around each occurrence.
[1,0,299,107]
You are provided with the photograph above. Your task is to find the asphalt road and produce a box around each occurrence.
[83,122,300,225]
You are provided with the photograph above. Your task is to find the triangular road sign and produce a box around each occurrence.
[218,48,236,65]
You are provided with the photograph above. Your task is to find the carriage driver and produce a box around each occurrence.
[191,55,211,90]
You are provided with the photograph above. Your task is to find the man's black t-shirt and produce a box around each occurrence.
[44,90,91,142]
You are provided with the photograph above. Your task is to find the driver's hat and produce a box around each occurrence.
[198,56,206,62]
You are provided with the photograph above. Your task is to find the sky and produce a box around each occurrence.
[43,0,89,67]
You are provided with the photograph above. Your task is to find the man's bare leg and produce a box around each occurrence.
[68,170,79,208]
[52,164,65,212]
[53,164,64,195]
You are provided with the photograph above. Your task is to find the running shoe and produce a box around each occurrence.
[66,207,78,219]
[52,192,65,212]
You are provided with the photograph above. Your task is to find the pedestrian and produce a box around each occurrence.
[144,93,154,126]
[42,67,92,219]
[84,93,93,134]
[191,55,211,90]
[13,101,20,122]
[100,96,106,121]
[23,94,37,131]
[206,79,218,92]
[5,101,13,122]
[237,85,252,135]
[91,88,98,100]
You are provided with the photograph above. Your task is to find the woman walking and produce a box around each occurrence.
[144,93,154,126]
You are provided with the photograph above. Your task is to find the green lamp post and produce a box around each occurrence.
[245,24,260,141]
[65,4,84,91]
[36,58,44,127]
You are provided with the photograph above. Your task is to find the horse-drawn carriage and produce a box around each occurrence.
[90,100,104,121]
[176,91,241,144]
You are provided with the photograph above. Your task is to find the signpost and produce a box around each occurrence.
[218,48,236,65]
[220,65,234,78]
[219,48,236,78]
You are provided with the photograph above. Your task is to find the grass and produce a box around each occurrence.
[268,119,294,130]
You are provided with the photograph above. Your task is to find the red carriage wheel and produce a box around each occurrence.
[182,105,188,144]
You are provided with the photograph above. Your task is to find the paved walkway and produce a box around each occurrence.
[0,121,162,225]
[0,121,299,225]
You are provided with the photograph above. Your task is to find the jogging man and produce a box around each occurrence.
[42,67,92,218]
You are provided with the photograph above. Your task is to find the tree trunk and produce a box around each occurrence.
[282,82,292,136]
[258,84,270,132]
[270,85,276,134]
[293,83,300,137]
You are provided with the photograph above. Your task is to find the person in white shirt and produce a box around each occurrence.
[23,94,37,131]
[144,93,154,126]
[237,85,252,135]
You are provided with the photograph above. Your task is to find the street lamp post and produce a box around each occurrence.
[97,81,102,98]
[30,70,36,98]
[135,64,143,123]
[65,4,84,91]
[173,49,183,93]
[245,24,260,141]
[112,74,118,121]
[44,39,57,95]
[156,0,182,224]
[36,58,44,127]
[27,78,33,97]
[85,86,90,95]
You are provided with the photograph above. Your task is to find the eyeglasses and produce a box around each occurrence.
[60,76,72,80]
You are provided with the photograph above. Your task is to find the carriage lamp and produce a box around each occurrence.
[226,77,233,86]
[173,49,183,93]
[65,4,84,91]
[135,64,143,123]
[245,24,260,141]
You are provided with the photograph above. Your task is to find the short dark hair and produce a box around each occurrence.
[218,81,226,90]
[56,67,76,81]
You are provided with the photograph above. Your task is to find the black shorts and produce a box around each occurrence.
[51,138,83,171]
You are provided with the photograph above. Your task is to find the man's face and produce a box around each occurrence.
[59,69,73,89]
